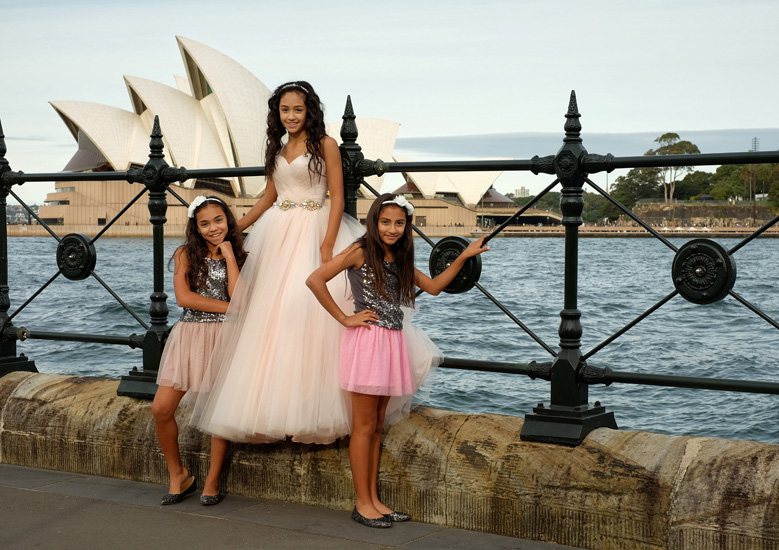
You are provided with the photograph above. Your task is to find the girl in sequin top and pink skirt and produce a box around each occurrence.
[307,193,489,528]
[152,196,246,506]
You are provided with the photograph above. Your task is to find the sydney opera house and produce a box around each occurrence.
[35,37,517,236]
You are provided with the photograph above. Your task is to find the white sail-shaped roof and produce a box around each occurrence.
[51,37,402,201]
[124,75,234,191]
[50,101,148,171]
[173,75,192,96]
[176,36,271,196]
[393,155,505,207]
[327,118,400,197]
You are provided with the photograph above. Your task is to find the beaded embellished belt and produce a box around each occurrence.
[275,199,323,211]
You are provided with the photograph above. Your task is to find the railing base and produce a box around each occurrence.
[116,367,157,399]
[520,402,618,446]
[0,354,38,377]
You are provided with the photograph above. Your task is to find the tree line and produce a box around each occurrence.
[508,133,779,222]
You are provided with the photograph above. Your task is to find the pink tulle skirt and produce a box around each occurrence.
[156,321,222,393]
[340,326,413,396]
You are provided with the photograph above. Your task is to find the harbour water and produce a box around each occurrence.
[6,235,779,444]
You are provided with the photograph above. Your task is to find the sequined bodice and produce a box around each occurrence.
[272,150,328,205]
[180,258,229,323]
[347,262,403,330]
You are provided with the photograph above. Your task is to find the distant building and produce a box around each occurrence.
[516,186,530,198]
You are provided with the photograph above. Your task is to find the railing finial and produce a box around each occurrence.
[564,90,582,143]
[340,95,358,143]
[149,115,164,160]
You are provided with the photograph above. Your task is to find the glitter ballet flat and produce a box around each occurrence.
[160,474,197,505]
[384,511,411,522]
[200,492,225,506]
[351,507,391,528]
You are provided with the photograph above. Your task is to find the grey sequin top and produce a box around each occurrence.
[347,262,404,330]
[180,258,229,323]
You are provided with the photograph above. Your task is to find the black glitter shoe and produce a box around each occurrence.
[200,492,224,506]
[351,507,391,528]
[160,475,197,505]
[384,511,411,522]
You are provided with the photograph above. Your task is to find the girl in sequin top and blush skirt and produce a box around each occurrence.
[152,196,246,506]
[307,193,489,528]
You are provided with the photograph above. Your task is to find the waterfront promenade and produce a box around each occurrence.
[0,464,580,549]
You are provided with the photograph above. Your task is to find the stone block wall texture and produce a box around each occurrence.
[1,372,778,549]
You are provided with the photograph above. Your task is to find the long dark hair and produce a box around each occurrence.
[356,193,416,307]
[264,80,326,182]
[175,196,247,290]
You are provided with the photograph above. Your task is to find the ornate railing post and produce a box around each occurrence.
[339,96,363,220]
[0,120,38,376]
[521,92,617,445]
[117,116,169,398]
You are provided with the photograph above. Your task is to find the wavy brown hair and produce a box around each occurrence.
[173,197,247,290]
[264,81,326,183]
[356,193,416,307]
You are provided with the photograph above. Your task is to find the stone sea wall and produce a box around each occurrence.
[1,372,777,549]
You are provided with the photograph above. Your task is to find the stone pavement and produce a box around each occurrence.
[0,463,584,549]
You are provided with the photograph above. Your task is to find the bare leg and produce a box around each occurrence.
[350,392,384,519]
[369,396,393,515]
[203,436,228,496]
[152,386,191,493]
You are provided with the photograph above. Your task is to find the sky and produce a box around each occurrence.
[2,0,779,205]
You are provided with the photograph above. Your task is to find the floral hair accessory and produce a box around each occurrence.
[382,195,414,215]
[188,196,224,219]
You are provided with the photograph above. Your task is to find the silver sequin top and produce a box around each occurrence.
[180,258,229,323]
[347,262,404,330]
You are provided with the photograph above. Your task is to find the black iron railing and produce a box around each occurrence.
[3,91,779,445]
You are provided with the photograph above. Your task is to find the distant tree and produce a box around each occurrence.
[598,167,663,221]
[768,179,779,208]
[646,133,701,203]
[675,170,713,200]
[751,163,779,199]
[709,165,746,200]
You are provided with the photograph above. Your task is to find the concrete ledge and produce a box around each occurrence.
[1,372,778,549]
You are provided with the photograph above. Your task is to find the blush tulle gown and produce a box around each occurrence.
[190,151,441,444]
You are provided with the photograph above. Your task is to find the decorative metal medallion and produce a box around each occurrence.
[671,238,736,304]
[428,236,482,294]
[56,233,97,281]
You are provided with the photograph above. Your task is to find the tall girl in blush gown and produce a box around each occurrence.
[190,81,440,444]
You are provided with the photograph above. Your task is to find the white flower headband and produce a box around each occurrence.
[382,195,414,215]
[188,196,224,218]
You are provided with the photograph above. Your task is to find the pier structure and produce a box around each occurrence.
[2,90,779,548]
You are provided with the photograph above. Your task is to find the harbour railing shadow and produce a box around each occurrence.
[2,90,779,446]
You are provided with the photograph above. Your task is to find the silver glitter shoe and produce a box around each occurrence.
[160,475,197,505]
[384,511,411,522]
[200,492,225,506]
[351,507,391,528]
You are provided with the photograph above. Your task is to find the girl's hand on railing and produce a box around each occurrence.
[462,236,490,258]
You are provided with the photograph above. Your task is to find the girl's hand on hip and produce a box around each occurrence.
[344,310,379,328]
[320,242,334,264]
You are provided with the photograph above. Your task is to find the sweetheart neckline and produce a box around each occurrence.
[279,152,309,165]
